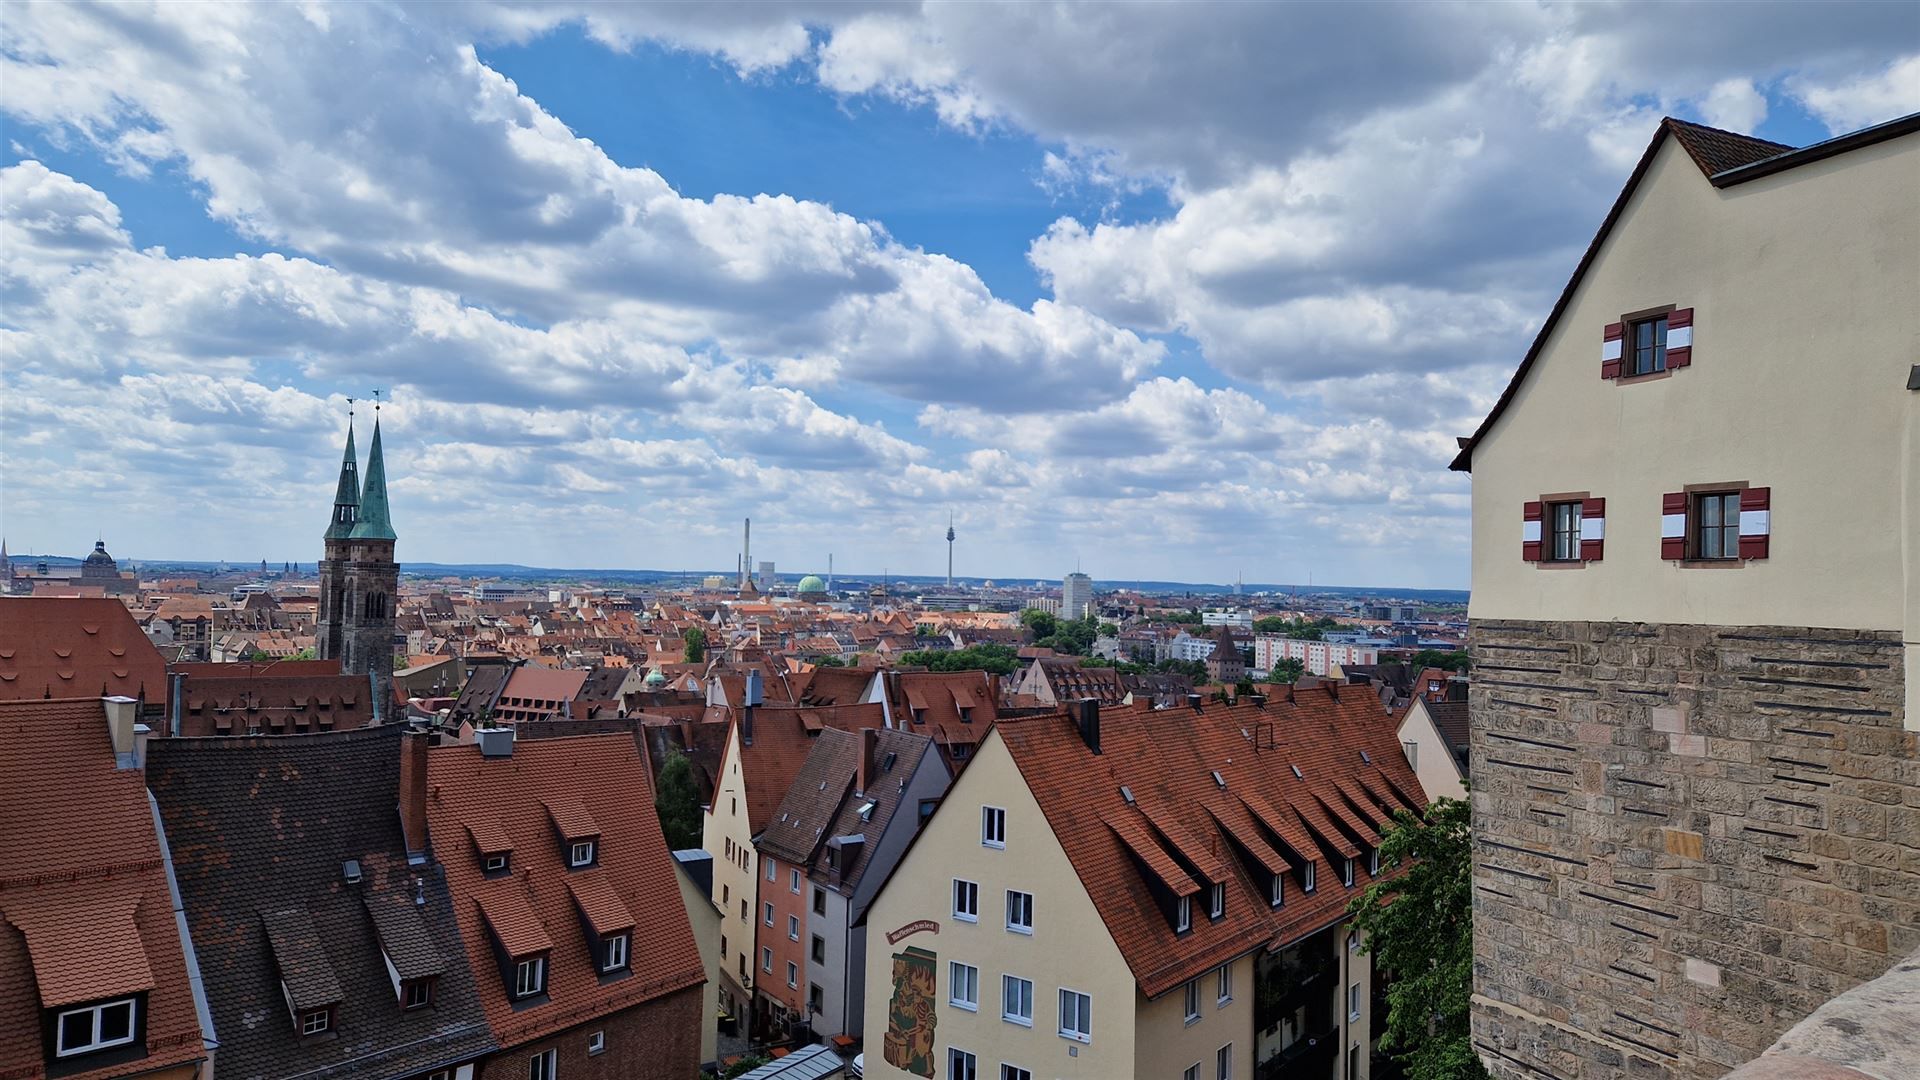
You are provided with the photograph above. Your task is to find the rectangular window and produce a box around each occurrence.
[949,961,979,1010]
[1548,501,1582,561]
[1001,974,1034,1026]
[587,1029,606,1055]
[1217,1043,1234,1080]
[1349,982,1362,1021]
[1629,313,1667,375]
[1005,890,1033,934]
[1209,882,1225,919]
[514,956,545,998]
[405,979,433,1009]
[1304,862,1317,893]
[1183,979,1202,1023]
[766,858,777,881]
[569,839,595,867]
[762,947,773,973]
[948,1048,978,1080]
[1176,894,1191,933]
[1270,873,1284,908]
[1343,858,1355,887]
[1185,1067,1200,1080]
[1402,740,1417,769]
[982,806,1006,848]
[300,1007,330,1035]
[603,933,629,973]
[1000,1067,1031,1080]
[764,902,774,927]
[811,934,827,964]
[1369,848,1381,876]
[529,1048,557,1080]
[791,868,801,893]
[1058,987,1092,1042]
[788,914,799,941]
[953,878,979,921]
[787,961,798,989]
[1217,964,1233,1005]
[484,853,508,873]
[813,886,827,916]
[1694,491,1742,560]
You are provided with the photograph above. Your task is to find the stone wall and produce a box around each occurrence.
[1467,620,1917,1080]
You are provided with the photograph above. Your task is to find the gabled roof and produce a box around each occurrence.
[0,597,168,704]
[1451,113,1920,472]
[264,907,346,1010]
[994,687,1430,998]
[148,726,495,1079]
[730,703,888,834]
[810,729,941,904]
[0,699,207,1080]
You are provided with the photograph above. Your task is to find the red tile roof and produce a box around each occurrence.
[428,733,704,1048]
[0,698,207,1078]
[995,687,1430,998]
[565,873,635,937]
[732,704,887,834]
[0,598,167,705]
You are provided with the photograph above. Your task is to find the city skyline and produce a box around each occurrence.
[4,5,1915,589]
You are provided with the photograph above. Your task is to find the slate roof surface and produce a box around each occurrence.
[363,890,445,981]
[1665,117,1793,176]
[1426,700,1471,752]
[994,687,1429,998]
[810,729,939,909]
[263,907,346,1010]
[427,733,705,1049]
[0,597,168,705]
[0,698,207,1080]
[147,725,495,1080]
[757,727,861,866]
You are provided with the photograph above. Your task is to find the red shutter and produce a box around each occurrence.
[1601,322,1624,379]
[1660,492,1688,560]
[1580,497,1605,561]
[1666,307,1693,368]
[1739,486,1770,560]
[1522,501,1543,562]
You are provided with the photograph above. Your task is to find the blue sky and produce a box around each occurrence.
[1,3,1914,588]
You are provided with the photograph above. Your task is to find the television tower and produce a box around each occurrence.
[945,512,956,588]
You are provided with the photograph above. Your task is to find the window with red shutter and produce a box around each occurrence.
[1601,323,1624,380]
[1660,493,1687,559]
[1666,308,1693,368]
[1738,487,1770,559]
[1522,501,1543,562]
[1579,498,1606,561]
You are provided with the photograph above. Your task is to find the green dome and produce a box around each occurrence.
[796,575,827,594]
[644,668,667,687]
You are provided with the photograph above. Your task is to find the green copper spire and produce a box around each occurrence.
[323,415,359,540]
[349,414,397,541]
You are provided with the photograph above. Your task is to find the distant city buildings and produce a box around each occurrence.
[1061,571,1092,620]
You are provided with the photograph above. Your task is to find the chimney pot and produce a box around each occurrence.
[1187,693,1203,712]
[1076,697,1101,755]
[103,696,140,769]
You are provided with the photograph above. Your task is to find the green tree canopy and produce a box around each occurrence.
[1019,608,1059,641]
[1407,649,1472,673]
[1345,797,1486,1080]
[898,643,1020,675]
[653,752,704,851]
[683,625,707,664]
[1269,658,1306,684]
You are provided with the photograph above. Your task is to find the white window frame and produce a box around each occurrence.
[1005,890,1033,935]
[1058,987,1092,1043]
[1183,979,1202,1023]
[1348,982,1362,1021]
[405,978,433,1009]
[1217,964,1233,1006]
[569,839,595,867]
[790,867,801,893]
[948,1047,978,1080]
[1001,974,1034,1027]
[982,805,1006,848]
[1176,894,1191,933]
[514,956,545,998]
[1217,1043,1233,1080]
[787,914,799,941]
[484,853,508,873]
[1271,872,1284,908]
[766,857,777,881]
[1369,848,1381,876]
[529,1048,557,1080]
[1209,881,1225,919]
[764,901,775,927]
[603,932,629,972]
[54,996,138,1057]
[1304,862,1317,893]
[1343,858,1355,887]
[949,961,979,1011]
[301,1007,330,1035]
[1347,931,1358,953]
[762,946,773,973]
[587,1029,606,1055]
[1184,1066,1200,1080]
[1402,740,1418,769]
[952,878,979,922]
[787,961,798,989]
[1000,1066,1032,1080]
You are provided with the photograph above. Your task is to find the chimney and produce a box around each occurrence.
[399,731,430,863]
[1187,693,1203,712]
[1076,698,1101,755]
[1250,693,1267,708]
[168,671,185,737]
[104,696,140,769]
[476,726,514,758]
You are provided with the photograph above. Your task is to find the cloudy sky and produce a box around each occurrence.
[1,3,1914,588]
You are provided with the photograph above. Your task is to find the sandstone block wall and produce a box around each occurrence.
[1467,620,1916,1080]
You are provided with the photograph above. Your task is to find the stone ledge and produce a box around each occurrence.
[1721,947,1920,1080]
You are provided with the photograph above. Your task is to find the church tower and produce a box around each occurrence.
[316,401,399,717]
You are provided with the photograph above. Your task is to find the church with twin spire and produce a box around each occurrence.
[316,403,398,715]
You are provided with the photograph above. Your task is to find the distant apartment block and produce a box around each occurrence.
[1453,115,1919,1078]
[1254,636,1380,677]
[1061,572,1093,621]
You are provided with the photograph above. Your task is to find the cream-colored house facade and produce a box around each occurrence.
[1394,698,1466,803]
[704,720,761,1006]
[1456,114,1919,1079]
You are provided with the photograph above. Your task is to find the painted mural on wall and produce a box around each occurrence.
[883,945,938,1077]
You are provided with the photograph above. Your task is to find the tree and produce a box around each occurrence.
[654,752,704,851]
[813,655,847,668]
[1253,616,1289,634]
[898,644,1020,675]
[683,626,707,664]
[1098,623,1120,638]
[1019,608,1059,641]
[1270,658,1306,684]
[1408,649,1472,673]
[1155,658,1208,682]
[289,647,315,660]
[1345,797,1486,1080]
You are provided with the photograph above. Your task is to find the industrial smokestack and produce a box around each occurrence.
[742,517,752,590]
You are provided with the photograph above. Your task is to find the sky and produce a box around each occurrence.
[1,4,1915,589]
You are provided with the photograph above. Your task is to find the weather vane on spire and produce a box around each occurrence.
[371,388,384,412]
[346,395,355,420]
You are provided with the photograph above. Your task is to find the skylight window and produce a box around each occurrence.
[1210,770,1225,789]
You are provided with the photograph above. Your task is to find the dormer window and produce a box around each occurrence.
[569,839,597,868]
[300,1007,332,1036]
[1343,858,1355,888]
[1270,873,1284,907]
[602,933,629,973]
[404,979,434,1010]
[1303,862,1317,893]
[1208,882,1225,921]
[514,955,547,998]
[54,998,138,1057]
[1175,895,1192,934]
[1368,848,1381,876]
[484,853,509,874]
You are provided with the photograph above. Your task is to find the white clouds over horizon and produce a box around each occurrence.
[1,2,1915,587]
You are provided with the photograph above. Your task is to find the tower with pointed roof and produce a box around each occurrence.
[316,400,399,716]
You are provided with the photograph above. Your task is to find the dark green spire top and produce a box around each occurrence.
[323,415,359,540]
[349,415,397,541]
